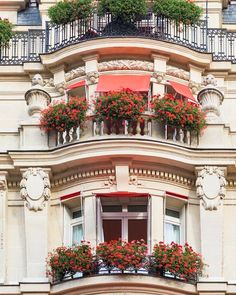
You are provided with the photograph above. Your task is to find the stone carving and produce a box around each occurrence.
[198,74,224,124]
[20,168,51,211]
[196,166,226,210]
[65,66,86,82]
[166,66,190,81]
[152,71,165,83]
[55,82,66,95]
[188,80,201,95]
[32,74,44,87]
[86,71,99,85]
[203,74,217,87]
[104,176,116,187]
[0,180,6,192]
[129,175,142,186]
[98,60,154,72]
[43,78,55,88]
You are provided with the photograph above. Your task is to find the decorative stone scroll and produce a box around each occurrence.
[20,168,51,211]
[86,71,99,85]
[152,71,165,83]
[65,66,86,82]
[196,166,226,210]
[197,74,224,124]
[98,60,154,72]
[166,66,190,81]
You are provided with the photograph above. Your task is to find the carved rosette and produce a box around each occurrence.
[196,166,226,210]
[20,168,51,211]
[25,74,51,118]
[197,74,224,124]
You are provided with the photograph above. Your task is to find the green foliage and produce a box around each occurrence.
[98,0,148,23]
[0,18,13,47]
[153,0,203,24]
[48,0,94,25]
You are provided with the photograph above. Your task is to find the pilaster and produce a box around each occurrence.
[151,54,169,96]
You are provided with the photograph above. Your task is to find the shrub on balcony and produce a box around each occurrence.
[47,242,93,281]
[0,18,13,47]
[94,89,146,124]
[40,97,88,132]
[98,0,148,23]
[96,240,147,270]
[48,0,94,25]
[152,242,203,281]
[153,0,203,25]
[151,94,206,133]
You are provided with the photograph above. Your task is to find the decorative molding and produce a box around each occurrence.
[166,66,190,81]
[188,80,201,95]
[203,74,217,87]
[0,180,6,192]
[65,66,86,82]
[104,176,116,187]
[130,168,195,186]
[55,82,66,95]
[196,166,226,210]
[20,168,51,211]
[152,71,165,83]
[98,60,154,72]
[129,175,142,186]
[86,71,99,85]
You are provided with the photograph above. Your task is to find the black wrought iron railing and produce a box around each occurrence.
[51,255,198,285]
[1,14,236,64]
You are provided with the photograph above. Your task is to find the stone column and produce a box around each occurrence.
[196,166,226,279]
[83,54,99,110]
[21,74,51,150]
[197,74,224,124]
[20,168,51,281]
[151,54,168,96]
[0,172,8,283]
[150,194,164,249]
[84,196,97,248]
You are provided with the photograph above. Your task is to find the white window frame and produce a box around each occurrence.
[70,207,83,245]
[97,200,149,244]
[164,205,186,245]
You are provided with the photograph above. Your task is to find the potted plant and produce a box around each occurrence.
[96,240,147,271]
[151,94,206,133]
[153,0,203,25]
[98,0,148,35]
[0,18,13,47]
[48,0,94,25]
[40,97,88,143]
[47,242,93,282]
[152,242,203,281]
[94,88,146,134]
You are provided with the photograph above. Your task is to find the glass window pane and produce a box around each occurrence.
[72,224,83,245]
[103,219,122,242]
[72,210,82,219]
[165,209,180,218]
[128,205,147,212]
[102,205,122,212]
[128,219,147,242]
[165,222,180,244]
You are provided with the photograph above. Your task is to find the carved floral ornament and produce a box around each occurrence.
[196,166,226,210]
[20,168,51,211]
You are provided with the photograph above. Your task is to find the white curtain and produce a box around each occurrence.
[72,224,83,245]
[164,222,180,244]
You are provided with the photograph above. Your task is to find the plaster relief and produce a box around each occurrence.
[98,60,154,72]
[196,166,226,210]
[20,168,51,211]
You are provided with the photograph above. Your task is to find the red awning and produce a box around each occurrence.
[96,75,150,92]
[96,191,149,198]
[169,81,198,104]
[67,80,86,90]
[60,191,81,201]
[166,191,188,200]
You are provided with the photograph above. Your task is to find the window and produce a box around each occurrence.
[71,209,83,245]
[97,197,149,243]
[165,209,180,244]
